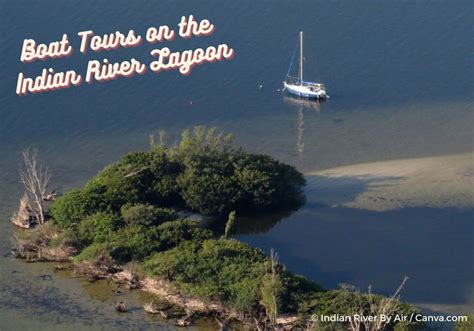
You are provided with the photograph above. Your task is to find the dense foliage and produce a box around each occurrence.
[50,126,305,229]
[141,239,266,313]
[45,127,421,328]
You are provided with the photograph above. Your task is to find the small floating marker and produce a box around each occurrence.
[259,84,263,90]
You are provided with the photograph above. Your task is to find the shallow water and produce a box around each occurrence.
[0,0,473,329]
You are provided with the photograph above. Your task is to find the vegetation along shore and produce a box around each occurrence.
[12,127,425,330]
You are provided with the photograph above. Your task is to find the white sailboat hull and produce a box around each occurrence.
[284,31,328,100]
[284,82,328,99]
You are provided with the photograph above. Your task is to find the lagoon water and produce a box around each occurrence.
[0,0,473,329]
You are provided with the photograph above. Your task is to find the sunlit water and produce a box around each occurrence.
[0,0,473,329]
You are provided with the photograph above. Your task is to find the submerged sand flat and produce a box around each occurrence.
[306,153,474,211]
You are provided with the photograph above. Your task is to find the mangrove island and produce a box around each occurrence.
[11,127,422,330]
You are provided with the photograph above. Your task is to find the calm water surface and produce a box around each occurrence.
[0,0,473,329]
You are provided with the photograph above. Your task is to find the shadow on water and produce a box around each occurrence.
[210,205,302,236]
[237,174,474,311]
[232,210,297,235]
[305,173,406,208]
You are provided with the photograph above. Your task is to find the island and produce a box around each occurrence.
[11,127,422,330]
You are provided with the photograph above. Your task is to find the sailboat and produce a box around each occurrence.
[283,31,328,100]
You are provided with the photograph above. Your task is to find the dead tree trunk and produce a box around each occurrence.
[19,149,51,224]
[10,193,32,228]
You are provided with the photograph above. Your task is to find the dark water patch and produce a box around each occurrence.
[238,205,474,308]
[0,277,93,321]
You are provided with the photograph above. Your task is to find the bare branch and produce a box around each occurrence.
[18,149,51,224]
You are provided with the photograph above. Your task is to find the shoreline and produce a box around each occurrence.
[13,241,299,329]
[306,152,473,211]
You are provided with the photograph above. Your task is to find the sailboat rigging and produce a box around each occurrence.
[283,31,328,100]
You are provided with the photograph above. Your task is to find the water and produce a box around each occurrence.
[0,0,473,329]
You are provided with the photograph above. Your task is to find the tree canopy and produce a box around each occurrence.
[50,126,306,228]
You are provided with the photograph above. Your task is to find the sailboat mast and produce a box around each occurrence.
[299,31,303,83]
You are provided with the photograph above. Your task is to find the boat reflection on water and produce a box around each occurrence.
[283,96,323,154]
[283,95,323,112]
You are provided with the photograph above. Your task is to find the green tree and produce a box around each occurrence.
[77,212,122,245]
[177,154,240,215]
[121,203,177,226]
[50,189,99,228]
[233,154,306,211]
